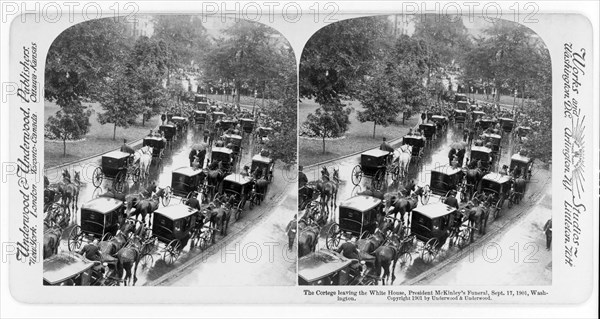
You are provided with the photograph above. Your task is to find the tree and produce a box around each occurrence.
[303,105,352,154]
[44,102,92,156]
[97,70,142,140]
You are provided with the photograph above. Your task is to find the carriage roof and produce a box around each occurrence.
[223,173,253,185]
[500,117,514,122]
[431,165,463,176]
[298,249,354,283]
[511,153,532,163]
[339,195,381,213]
[258,126,273,131]
[160,124,177,129]
[81,197,123,214]
[479,117,497,122]
[212,147,233,155]
[194,110,207,114]
[454,109,467,114]
[420,123,436,128]
[404,135,426,141]
[471,146,492,154]
[144,136,165,142]
[483,133,502,140]
[518,126,532,130]
[431,115,447,120]
[223,134,242,141]
[103,150,131,160]
[213,111,226,116]
[473,110,486,115]
[252,154,273,164]
[362,149,390,158]
[240,118,254,122]
[154,204,198,221]
[43,253,95,285]
[173,166,205,178]
[171,116,187,121]
[412,202,457,220]
[482,172,512,184]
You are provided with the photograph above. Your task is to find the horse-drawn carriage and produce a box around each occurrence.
[326,195,382,250]
[453,109,467,127]
[476,117,498,131]
[256,126,273,143]
[43,252,116,286]
[471,110,486,122]
[431,115,449,132]
[142,204,208,265]
[211,147,235,175]
[194,110,207,127]
[143,136,166,163]
[220,119,238,132]
[474,172,513,220]
[454,93,468,103]
[67,197,125,252]
[469,146,494,174]
[483,133,502,155]
[509,153,533,180]
[161,167,207,206]
[351,149,398,190]
[250,154,275,182]
[222,133,243,156]
[240,118,255,134]
[212,111,226,122]
[410,202,463,263]
[419,123,438,145]
[298,249,376,286]
[171,116,189,135]
[423,165,465,201]
[402,135,426,163]
[92,151,139,192]
[514,126,532,141]
[221,173,254,220]
[159,124,178,146]
[499,117,515,133]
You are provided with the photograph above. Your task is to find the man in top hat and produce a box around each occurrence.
[380,137,394,153]
[444,190,459,210]
[240,165,251,178]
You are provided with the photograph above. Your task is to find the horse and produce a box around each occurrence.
[58,171,82,219]
[133,146,152,180]
[462,204,489,243]
[356,230,386,257]
[383,191,418,228]
[298,220,320,258]
[373,233,403,285]
[319,168,339,218]
[512,177,527,204]
[207,161,224,199]
[395,144,412,178]
[115,235,144,286]
[215,203,231,236]
[132,196,160,227]
[98,223,135,262]
[43,221,63,259]
[124,193,144,216]
[464,165,483,201]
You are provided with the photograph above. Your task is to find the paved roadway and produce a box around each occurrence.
[48,121,296,286]
[301,119,552,285]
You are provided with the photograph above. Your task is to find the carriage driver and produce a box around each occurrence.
[240,165,251,178]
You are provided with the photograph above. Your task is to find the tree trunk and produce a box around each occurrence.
[373,122,377,139]
[63,138,67,157]
[322,135,326,154]
[113,123,117,140]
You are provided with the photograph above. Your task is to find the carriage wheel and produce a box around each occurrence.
[100,232,113,242]
[422,238,439,264]
[163,239,182,265]
[360,230,371,239]
[399,252,412,270]
[67,226,83,251]
[507,193,514,209]
[132,166,140,183]
[92,167,103,187]
[421,185,431,205]
[350,185,362,197]
[234,201,244,221]
[373,169,385,190]
[139,253,154,271]
[141,232,155,255]
[472,191,480,202]
[326,223,341,250]
[351,165,363,186]
[114,171,125,192]
[91,186,103,199]
[161,187,172,206]
[494,199,503,220]
[391,165,400,182]
[457,228,471,249]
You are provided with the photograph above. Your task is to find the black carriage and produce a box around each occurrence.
[43,252,115,286]
[471,110,486,122]
[410,203,461,263]
[298,249,375,286]
[240,118,255,134]
[469,146,494,173]
[454,109,467,126]
[212,111,226,122]
[251,154,275,182]
[220,119,238,131]
[351,149,397,189]
[499,117,515,133]
[194,93,208,104]
[221,173,254,221]
[431,115,449,131]
[454,93,468,103]
[326,195,382,250]
[222,133,243,156]
[143,136,166,163]
[160,124,178,144]
[510,153,533,180]
[171,116,189,135]
[419,123,437,143]
[402,135,426,163]
[162,167,207,206]
[194,110,207,126]
[476,117,497,131]
[455,101,469,111]
[148,204,202,265]
[423,165,465,201]
[92,151,138,192]
[474,172,513,220]
[256,126,273,143]
[211,147,235,174]
[67,197,124,252]
[514,126,532,140]
[483,133,502,155]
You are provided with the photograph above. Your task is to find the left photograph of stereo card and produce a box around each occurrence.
[40,15,298,287]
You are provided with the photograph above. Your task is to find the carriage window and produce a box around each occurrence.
[174,220,182,232]
[432,219,440,231]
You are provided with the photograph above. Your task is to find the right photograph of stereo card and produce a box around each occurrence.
[297,14,552,286]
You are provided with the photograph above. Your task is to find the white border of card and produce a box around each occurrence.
[1,0,598,315]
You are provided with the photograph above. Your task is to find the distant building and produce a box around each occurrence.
[125,15,154,38]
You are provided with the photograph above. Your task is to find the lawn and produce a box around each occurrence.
[206,93,274,107]
[299,99,419,167]
[44,101,161,169]
[470,92,535,107]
